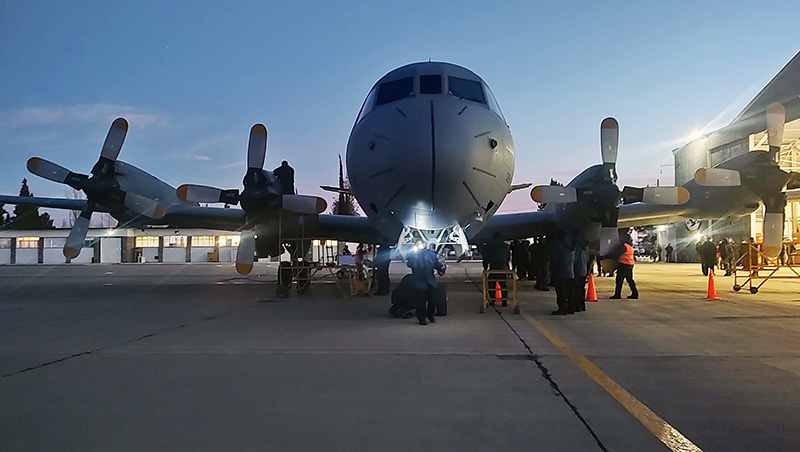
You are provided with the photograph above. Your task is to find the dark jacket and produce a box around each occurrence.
[406,249,443,290]
[550,234,575,280]
[573,235,589,278]
[484,238,510,270]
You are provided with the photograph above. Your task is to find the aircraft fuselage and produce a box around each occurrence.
[346,62,514,252]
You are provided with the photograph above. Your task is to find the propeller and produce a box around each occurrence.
[27,118,166,259]
[176,124,327,274]
[692,103,792,257]
[530,117,689,263]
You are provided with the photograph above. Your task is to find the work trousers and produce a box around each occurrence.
[572,276,586,311]
[415,286,437,322]
[613,264,638,297]
[554,279,573,313]
[513,262,528,280]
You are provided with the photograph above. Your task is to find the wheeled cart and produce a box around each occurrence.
[481,270,519,314]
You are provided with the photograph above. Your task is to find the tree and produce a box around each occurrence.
[7,178,55,230]
[65,188,117,228]
[331,155,359,216]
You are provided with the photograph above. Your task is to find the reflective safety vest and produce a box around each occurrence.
[618,243,635,265]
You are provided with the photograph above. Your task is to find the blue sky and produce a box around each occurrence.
[1,0,799,221]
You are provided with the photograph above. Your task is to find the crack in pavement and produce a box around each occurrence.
[1,301,261,380]
[463,267,609,452]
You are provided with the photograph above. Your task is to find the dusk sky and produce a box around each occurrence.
[1,1,799,221]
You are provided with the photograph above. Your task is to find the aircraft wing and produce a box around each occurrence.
[0,195,108,212]
[161,204,247,230]
[314,214,388,244]
[471,210,558,241]
[618,203,692,228]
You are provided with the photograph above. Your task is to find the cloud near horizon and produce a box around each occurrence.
[5,104,170,129]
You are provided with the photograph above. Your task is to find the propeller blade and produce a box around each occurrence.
[235,230,256,275]
[64,203,94,259]
[124,193,166,219]
[100,117,129,161]
[600,117,619,165]
[694,168,741,187]
[27,157,73,184]
[787,173,800,190]
[247,124,268,170]
[762,212,784,258]
[622,186,690,205]
[599,227,620,257]
[282,194,328,214]
[177,184,225,203]
[642,186,690,205]
[530,185,577,204]
[766,102,785,164]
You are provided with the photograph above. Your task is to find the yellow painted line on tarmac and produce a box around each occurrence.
[521,311,703,452]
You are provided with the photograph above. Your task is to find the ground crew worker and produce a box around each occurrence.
[665,243,674,262]
[535,236,551,291]
[550,230,575,315]
[273,160,295,194]
[527,239,538,281]
[406,241,445,325]
[373,244,391,295]
[572,231,588,313]
[511,240,530,280]
[718,237,735,276]
[698,236,717,276]
[609,232,638,299]
[484,232,511,306]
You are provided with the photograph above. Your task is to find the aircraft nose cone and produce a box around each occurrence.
[347,97,514,232]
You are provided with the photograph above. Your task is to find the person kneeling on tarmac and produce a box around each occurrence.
[389,274,417,319]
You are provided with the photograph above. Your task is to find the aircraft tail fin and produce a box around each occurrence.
[732,50,800,124]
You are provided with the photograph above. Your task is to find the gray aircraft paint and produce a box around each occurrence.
[346,62,513,245]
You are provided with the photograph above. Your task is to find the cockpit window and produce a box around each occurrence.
[447,76,485,104]
[484,83,505,122]
[375,77,414,106]
[420,74,442,94]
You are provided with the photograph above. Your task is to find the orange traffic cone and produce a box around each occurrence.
[495,281,503,302]
[586,274,598,302]
[706,270,720,300]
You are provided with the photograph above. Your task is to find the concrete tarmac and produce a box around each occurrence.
[1,261,799,451]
